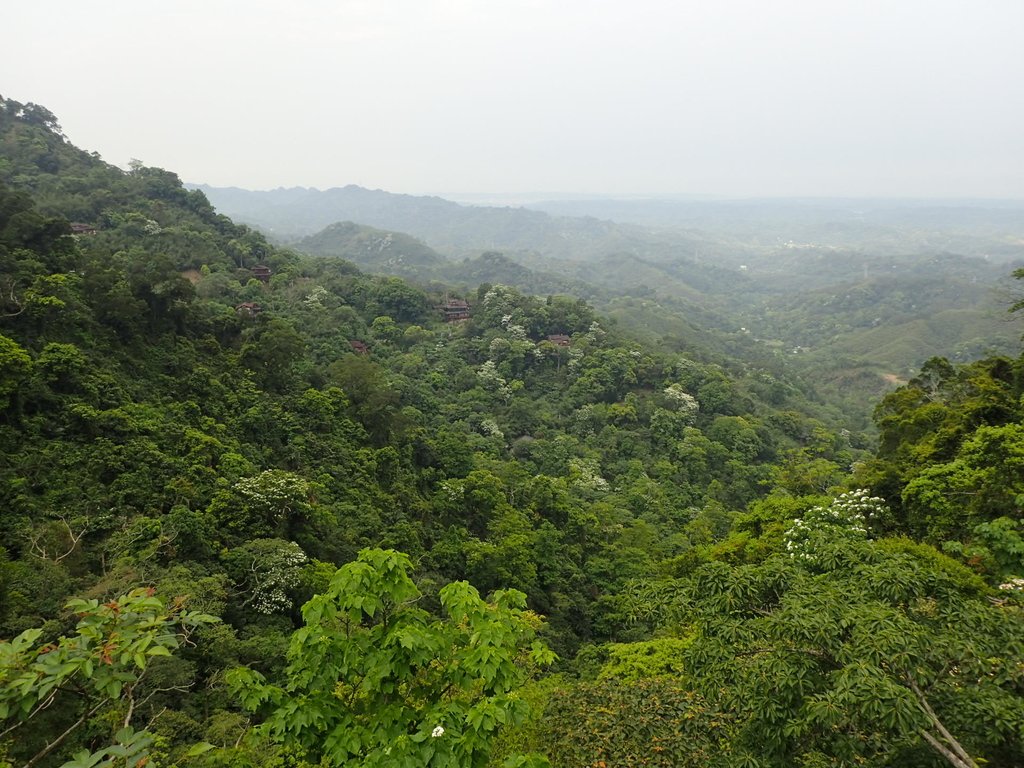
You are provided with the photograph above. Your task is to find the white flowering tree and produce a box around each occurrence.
[662,384,699,420]
[303,285,329,310]
[212,469,312,539]
[477,360,514,402]
[227,549,554,767]
[234,470,310,522]
[783,489,886,564]
[228,538,309,615]
[567,458,610,494]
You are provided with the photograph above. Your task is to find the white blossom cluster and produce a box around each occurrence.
[476,359,503,383]
[784,489,884,562]
[569,458,610,493]
[506,324,528,341]
[482,284,516,309]
[235,470,310,523]
[439,481,463,503]
[566,348,585,373]
[476,361,513,401]
[663,384,699,414]
[999,577,1024,591]
[586,321,606,343]
[826,488,887,520]
[573,405,597,437]
[251,541,308,614]
[479,418,505,440]
[304,285,329,310]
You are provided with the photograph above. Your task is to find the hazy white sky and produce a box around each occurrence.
[4,0,1023,197]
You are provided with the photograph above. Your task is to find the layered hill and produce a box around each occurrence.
[193,182,714,263]
[3,95,1024,768]
[200,181,1023,426]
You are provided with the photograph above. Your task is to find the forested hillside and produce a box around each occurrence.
[2,97,1023,768]
[200,183,1022,428]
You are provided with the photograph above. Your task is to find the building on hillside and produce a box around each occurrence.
[547,334,572,347]
[349,340,370,355]
[440,298,470,322]
[251,265,272,283]
[235,302,263,317]
[69,223,97,235]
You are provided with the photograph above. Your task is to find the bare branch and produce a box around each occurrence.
[909,679,979,768]
[1,279,25,318]
[27,517,88,563]
[22,699,106,768]
[919,729,973,768]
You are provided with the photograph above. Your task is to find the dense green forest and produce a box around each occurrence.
[2,97,1023,768]
[200,182,1022,428]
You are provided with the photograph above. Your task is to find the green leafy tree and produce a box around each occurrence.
[0,589,217,768]
[370,315,401,344]
[626,534,1024,768]
[228,548,554,768]
[239,319,306,393]
[0,334,30,412]
[538,677,727,768]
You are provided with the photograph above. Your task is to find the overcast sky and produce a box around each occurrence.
[3,0,1023,198]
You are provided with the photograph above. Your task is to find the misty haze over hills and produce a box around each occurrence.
[189,183,706,261]
[193,183,1024,263]
[526,197,1024,261]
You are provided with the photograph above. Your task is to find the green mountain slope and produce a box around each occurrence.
[3,95,1024,768]
[297,220,447,273]
[201,179,1022,428]
[0,95,876,763]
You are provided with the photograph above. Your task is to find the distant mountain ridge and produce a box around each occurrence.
[295,222,627,302]
[526,197,1024,261]
[190,182,710,263]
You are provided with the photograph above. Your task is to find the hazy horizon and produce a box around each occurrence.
[192,184,1024,208]
[5,1,1023,199]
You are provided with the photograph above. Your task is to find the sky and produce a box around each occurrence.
[3,0,1023,198]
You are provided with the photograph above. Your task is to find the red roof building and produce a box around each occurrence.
[235,302,263,317]
[441,298,470,322]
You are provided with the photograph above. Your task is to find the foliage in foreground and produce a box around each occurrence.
[0,590,217,768]
[626,537,1024,768]
[227,549,554,768]
[539,677,729,768]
